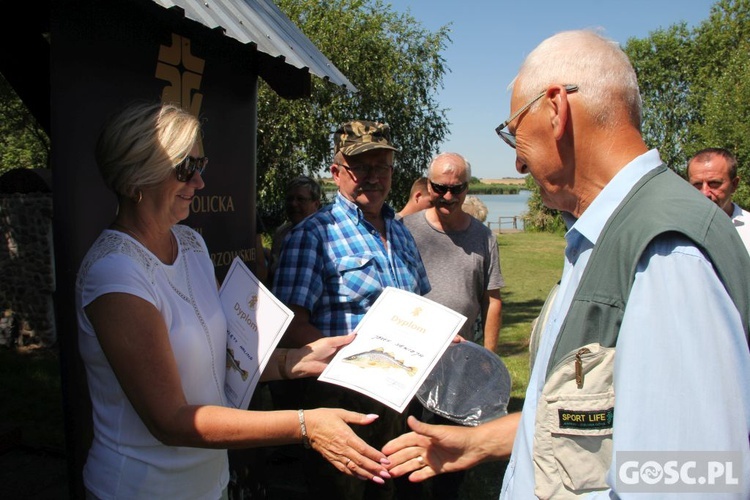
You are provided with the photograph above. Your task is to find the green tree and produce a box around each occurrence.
[624,0,750,203]
[694,43,750,205]
[524,0,750,230]
[257,0,451,227]
[0,74,49,176]
[522,175,565,234]
[625,23,696,173]
[691,0,750,207]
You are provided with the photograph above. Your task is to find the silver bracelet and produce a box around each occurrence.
[298,409,311,449]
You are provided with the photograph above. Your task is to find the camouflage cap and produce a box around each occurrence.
[333,120,401,156]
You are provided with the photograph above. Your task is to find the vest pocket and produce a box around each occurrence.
[547,392,614,492]
[533,343,615,498]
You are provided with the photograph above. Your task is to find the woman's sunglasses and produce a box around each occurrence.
[175,156,208,182]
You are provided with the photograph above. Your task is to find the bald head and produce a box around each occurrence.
[514,30,642,131]
[428,152,471,180]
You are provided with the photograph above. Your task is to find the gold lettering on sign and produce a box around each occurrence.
[155,34,205,152]
[190,195,236,213]
[210,248,256,268]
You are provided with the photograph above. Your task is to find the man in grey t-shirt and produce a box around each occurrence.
[402,152,504,352]
[402,152,504,499]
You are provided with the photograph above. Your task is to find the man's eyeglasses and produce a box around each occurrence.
[429,180,468,196]
[175,156,208,182]
[338,163,393,178]
[495,84,578,149]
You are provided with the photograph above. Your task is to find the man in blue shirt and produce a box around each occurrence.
[382,30,750,499]
[273,120,430,499]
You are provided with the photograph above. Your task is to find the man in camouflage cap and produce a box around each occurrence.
[273,119,430,499]
[333,120,401,156]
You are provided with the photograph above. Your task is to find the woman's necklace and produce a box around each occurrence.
[111,221,176,264]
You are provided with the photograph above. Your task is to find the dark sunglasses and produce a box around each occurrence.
[429,180,468,196]
[175,156,208,182]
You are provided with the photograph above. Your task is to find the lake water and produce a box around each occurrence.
[474,190,531,231]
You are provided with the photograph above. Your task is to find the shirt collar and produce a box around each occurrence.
[568,149,663,248]
[334,191,395,223]
[732,203,743,219]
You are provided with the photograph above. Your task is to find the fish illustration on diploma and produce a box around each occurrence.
[226,348,249,381]
[343,348,417,376]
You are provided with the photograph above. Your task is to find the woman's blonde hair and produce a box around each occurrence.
[462,195,488,222]
[95,102,200,199]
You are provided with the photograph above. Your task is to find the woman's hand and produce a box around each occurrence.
[286,334,356,378]
[304,408,391,484]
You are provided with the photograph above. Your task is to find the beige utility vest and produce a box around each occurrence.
[529,166,750,499]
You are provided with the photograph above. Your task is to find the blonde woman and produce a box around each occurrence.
[77,102,389,499]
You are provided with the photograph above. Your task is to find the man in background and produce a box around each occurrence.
[403,152,503,353]
[396,176,432,219]
[687,147,750,253]
[268,175,322,286]
[401,151,503,498]
[266,175,323,412]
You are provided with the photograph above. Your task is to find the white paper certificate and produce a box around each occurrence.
[219,256,294,409]
[318,286,467,413]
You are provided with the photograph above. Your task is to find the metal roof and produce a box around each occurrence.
[151,0,356,91]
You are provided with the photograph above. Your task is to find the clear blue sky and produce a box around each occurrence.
[387,0,718,179]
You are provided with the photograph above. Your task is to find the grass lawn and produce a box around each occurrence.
[455,231,565,500]
[496,231,566,404]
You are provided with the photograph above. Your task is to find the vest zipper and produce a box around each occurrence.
[575,347,591,389]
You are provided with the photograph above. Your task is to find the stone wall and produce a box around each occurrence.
[0,193,56,346]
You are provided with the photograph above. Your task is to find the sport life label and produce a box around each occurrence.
[558,407,614,429]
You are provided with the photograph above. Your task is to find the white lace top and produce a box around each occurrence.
[76,224,229,499]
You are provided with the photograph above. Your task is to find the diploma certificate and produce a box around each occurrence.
[319,286,466,413]
[219,257,294,409]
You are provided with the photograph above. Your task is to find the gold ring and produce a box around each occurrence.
[345,458,352,467]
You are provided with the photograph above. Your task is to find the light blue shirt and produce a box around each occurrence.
[501,149,750,498]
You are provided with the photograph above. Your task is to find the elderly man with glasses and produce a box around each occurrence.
[382,30,750,499]
[272,120,430,500]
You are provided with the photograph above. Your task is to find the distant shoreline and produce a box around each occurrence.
[479,178,527,185]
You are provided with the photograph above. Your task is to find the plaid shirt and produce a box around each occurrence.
[272,192,431,337]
